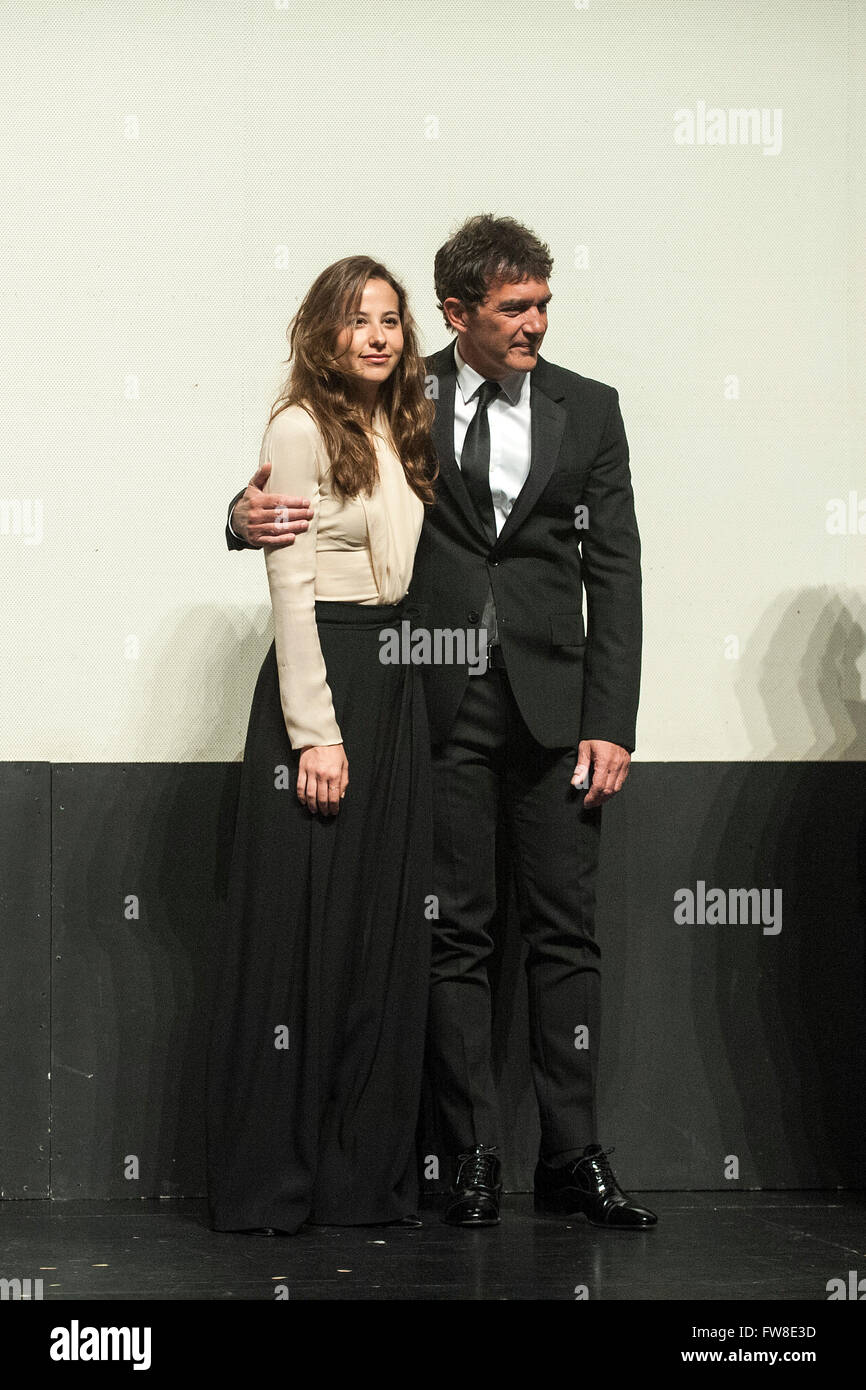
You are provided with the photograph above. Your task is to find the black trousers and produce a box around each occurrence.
[426,663,603,1163]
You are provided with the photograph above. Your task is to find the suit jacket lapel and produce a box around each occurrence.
[495,358,566,548]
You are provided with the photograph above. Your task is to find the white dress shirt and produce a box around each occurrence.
[453,340,532,535]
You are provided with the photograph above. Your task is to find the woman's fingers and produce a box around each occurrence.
[318,774,335,816]
[297,760,348,816]
[324,773,342,815]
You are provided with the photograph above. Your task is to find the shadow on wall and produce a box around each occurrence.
[735,586,866,759]
[687,585,866,1185]
[134,605,274,762]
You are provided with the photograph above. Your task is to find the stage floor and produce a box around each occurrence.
[2,1191,864,1301]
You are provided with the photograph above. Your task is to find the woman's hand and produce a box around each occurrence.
[297,744,349,816]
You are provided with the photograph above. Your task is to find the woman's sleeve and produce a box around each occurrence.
[262,409,343,750]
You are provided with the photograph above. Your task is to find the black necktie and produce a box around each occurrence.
[460,379,501,542]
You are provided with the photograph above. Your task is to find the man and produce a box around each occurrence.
[226,215,656,1230]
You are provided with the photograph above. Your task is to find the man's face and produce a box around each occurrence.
[446,275,551,379]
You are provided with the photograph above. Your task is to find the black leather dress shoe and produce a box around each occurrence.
[534,1145,658,1229]
[443,1145,502,1226]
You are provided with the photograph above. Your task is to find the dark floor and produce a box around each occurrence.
[3,1191,865,1301]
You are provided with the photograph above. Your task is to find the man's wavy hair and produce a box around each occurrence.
[268,256,437,504]
[434,215,554,330]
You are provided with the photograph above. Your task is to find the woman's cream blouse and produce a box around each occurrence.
[261,404,424,750]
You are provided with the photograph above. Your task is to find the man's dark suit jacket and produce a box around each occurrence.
[226,341,642,753]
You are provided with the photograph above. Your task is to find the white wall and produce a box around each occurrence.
[1,0,863,761]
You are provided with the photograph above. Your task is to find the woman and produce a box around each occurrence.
[206,257,438,1234]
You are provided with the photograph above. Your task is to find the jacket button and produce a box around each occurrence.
[468,611,479,623]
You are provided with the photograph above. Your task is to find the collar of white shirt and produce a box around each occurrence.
[453,340,528,408]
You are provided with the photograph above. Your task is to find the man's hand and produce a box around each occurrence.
[297,744,349,816]
[572,739,630,809]
[232,461,314,548]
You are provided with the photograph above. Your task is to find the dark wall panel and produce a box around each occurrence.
[2,761,864,1201]
[0,764,51,1197]
[51,764,240,1199]
[594,761,866,1191]
[420,762,866,1193]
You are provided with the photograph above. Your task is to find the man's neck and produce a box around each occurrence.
[454,338,503,381]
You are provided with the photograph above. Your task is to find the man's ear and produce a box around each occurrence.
[442,297,471,334]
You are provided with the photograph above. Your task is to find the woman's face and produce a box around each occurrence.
[335,278,404,397]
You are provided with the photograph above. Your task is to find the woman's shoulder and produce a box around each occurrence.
[266,402,324,448]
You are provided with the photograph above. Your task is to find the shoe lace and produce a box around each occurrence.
[576,1144,616,1185]
[456,1148,498,1187]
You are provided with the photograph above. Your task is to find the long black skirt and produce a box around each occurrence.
[206,599,433,1232]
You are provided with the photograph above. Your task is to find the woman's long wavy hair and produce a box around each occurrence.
[268,256,438,504]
